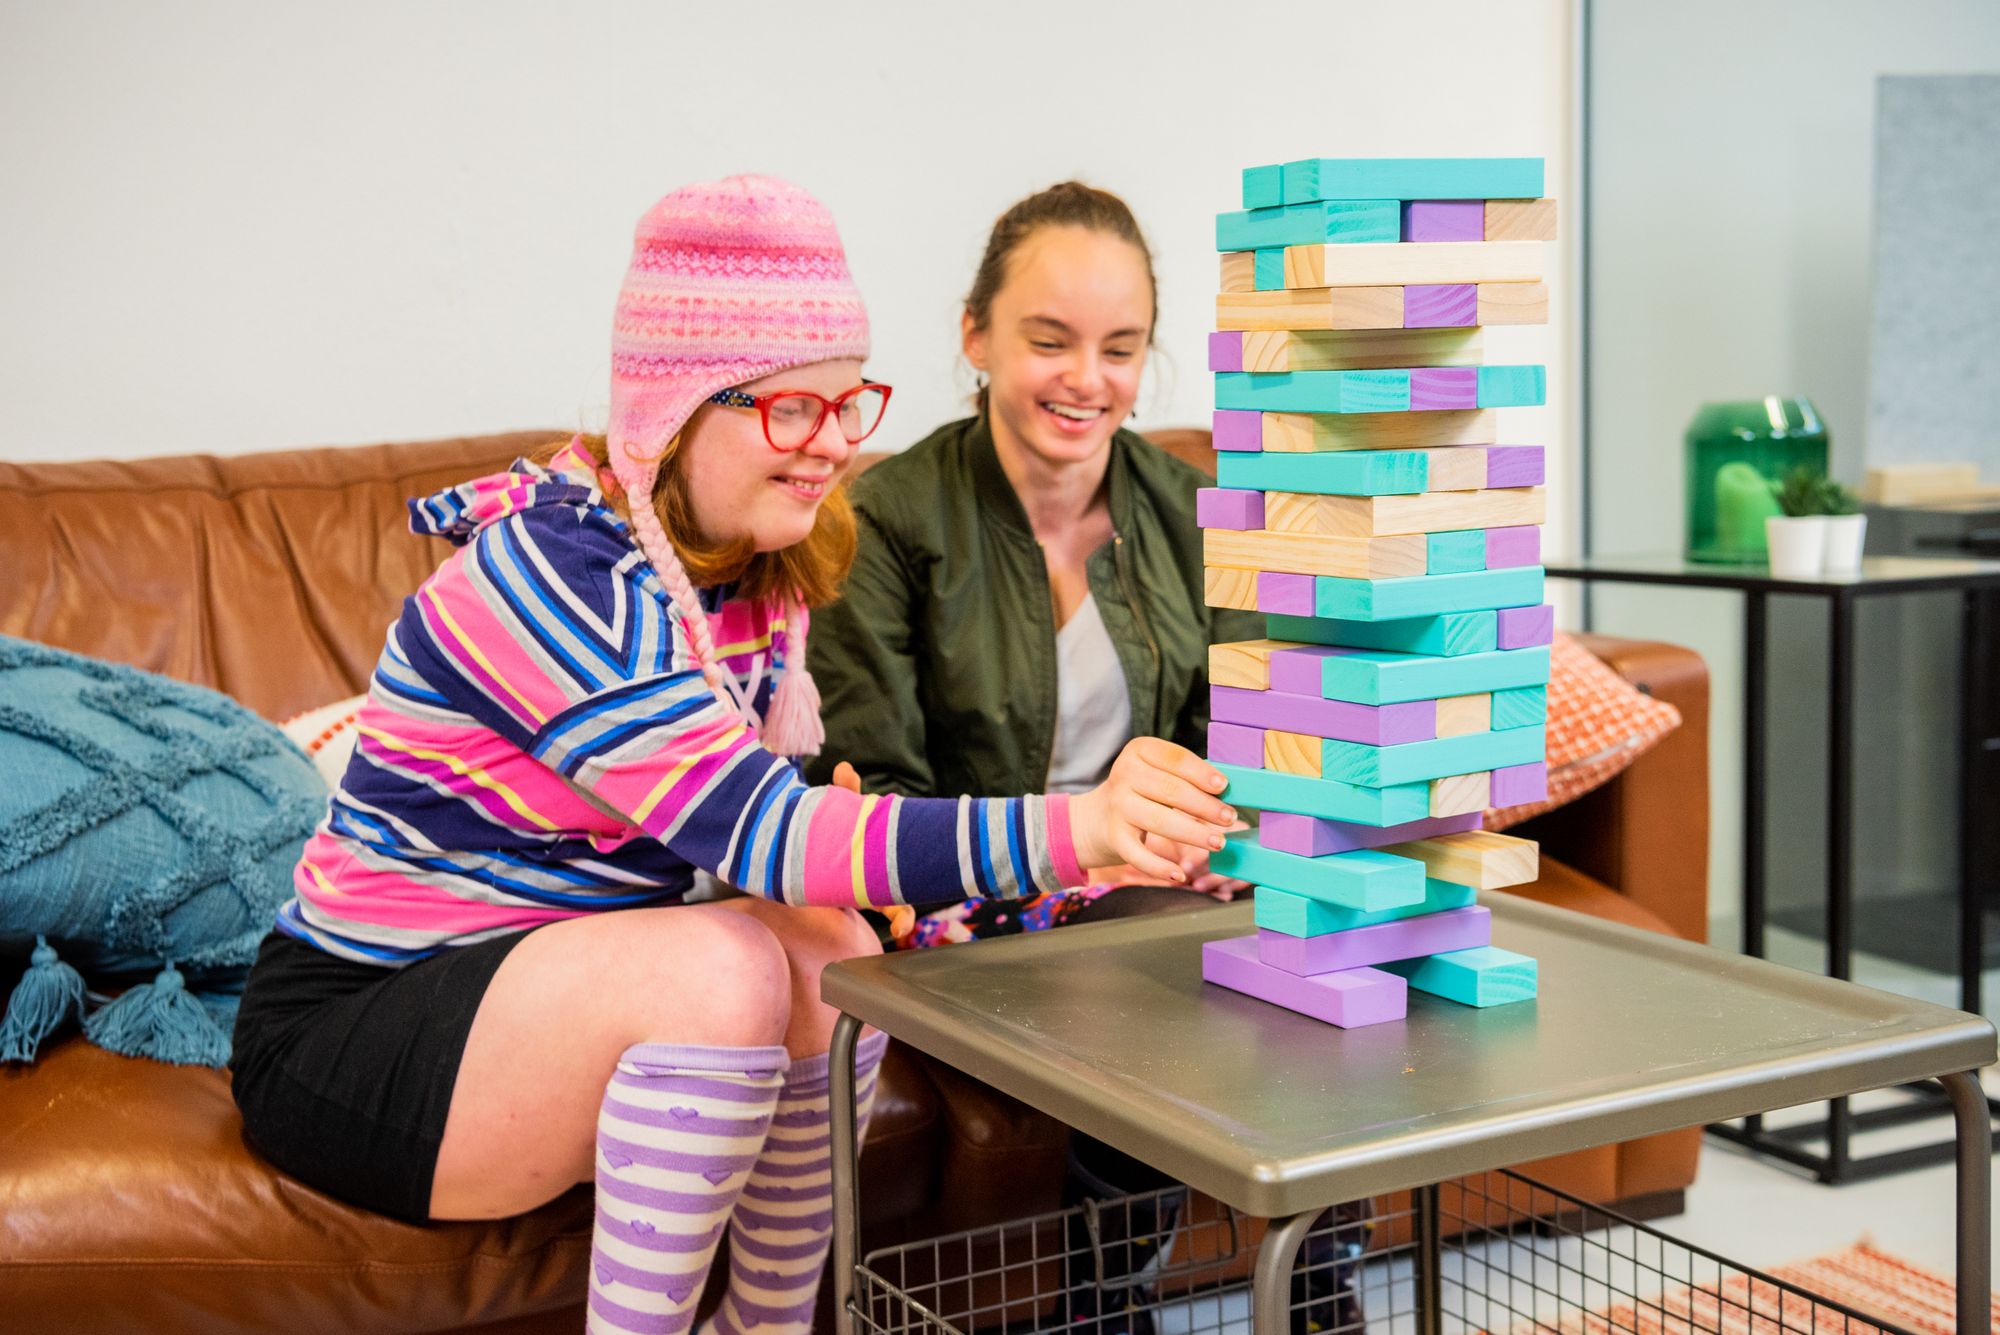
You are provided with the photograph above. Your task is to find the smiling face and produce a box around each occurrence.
[963,225,1153,471]
[677,358,865,552]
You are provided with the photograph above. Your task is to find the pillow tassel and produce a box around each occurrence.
[83,962,231,1068]
[0,936,87,1063]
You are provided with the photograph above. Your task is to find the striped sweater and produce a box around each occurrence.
[279,443,1084,964]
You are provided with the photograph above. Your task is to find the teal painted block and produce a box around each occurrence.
[1215,762,1431,826]
[1426,530,1487,574]
[1304,645,1552,705]
[1254,247,1287,290]
[1253,879,1478,937]
[1217,449,1429,497]
[1382,945,1538,1006]
[1279,157,1545,206]
[1215,199,1400,250]
[1321,725,1547,786]
[1215,370,1412,414]
[1268,611,1499,657]
[1492,686,1549,731]
[1312,567,1545,622]
[1476,365,1547,408]
[1242,164,1283,210]
[1211,839,1424,912]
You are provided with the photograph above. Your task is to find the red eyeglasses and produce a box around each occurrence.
[707,382,893,451]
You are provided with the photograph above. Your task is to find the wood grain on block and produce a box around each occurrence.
[1267,609,1498,657]
[1268,643,1552,705]
[1260,809,1482,858]
[1214,199,1401,251]
[1255,878,1478,938]
[1264,408,1497,452]
[1211,685,1436,745]
[1379,830,1539,890]
[1257,906,1492,976]
[1208,331,1245,373]
[1208,638,1296,690]
[1264,728,1322,777]
[1256,571,1316,615]
[1205,529,1429,580]
[1280,157,1544,206]
[1215,761,1433,826]
[1238,327,1484,374]
[1410,366,1478,411]
[1476,282,1549,325]
[1207,720,1266,769]
[1281,241,1545,290]
[1402,200,1485,243]
[1214,369,1413,414]
[1210,839,1425,911]
[1220,250,1257,294]
[1427,448,1489,492]
[1312,566,1546,622]
[1254,248,1287,290]
[1320,725,1547,786]
[1484,198,1558,242]
[1476,364,1547,408]
[1242,163,1283,210]
[1430,770,1491,817]
[1434,693,1492,737]
[1483,445,1546,487]
[1490,686,1549,731]
[1196,487,1265,531]
[1266,486,1547,537]
[1494,602,1555,649]
[1202,938,1408,1028]
[1204,566,1258,611]
[1382,945,1537,1007]
[1490,760,1549,805]
[1426,529,1488,574]
[1403,284,1477,327]
[1485,525,1541,568]
[1213,409,1263,452]
[1217,286,1403,332]
[1217,449,1430,496]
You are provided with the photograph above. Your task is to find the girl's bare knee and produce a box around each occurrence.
[579,909,793,1051]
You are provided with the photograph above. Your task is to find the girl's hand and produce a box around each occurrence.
[1068,738,1235,884]
[1088,831,1253,900]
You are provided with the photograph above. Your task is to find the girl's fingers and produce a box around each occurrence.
[1119,794,1231,852]
[1124,765,1234,828]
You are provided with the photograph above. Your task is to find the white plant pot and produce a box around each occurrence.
[1765,515,1827,578]
[1822,513,1868,573]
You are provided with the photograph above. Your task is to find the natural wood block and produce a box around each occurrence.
[1380,829,1538,890]
[1204,529,1428,580]
[1238,327,1485,373]
[1434,693,1492,737]
[1281,241,1544,290]
[1860,462,1984,505]
[1426,447,1489,492]
[1484,198,1558,242]
[1263,409,1498,452]
[1207,638,1297,690]
[1204,566,1258,611]
[1429,770,1490,817]
[1220,250,1258,294]
[1217,286,1403,332]
[1264,728,1322,777]
[1265,486,1547,538]
[1476,282,1549,325]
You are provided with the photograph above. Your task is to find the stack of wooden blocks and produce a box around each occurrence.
[1197,156,1558,1028]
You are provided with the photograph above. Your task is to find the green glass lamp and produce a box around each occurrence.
[1684,397,1829,562]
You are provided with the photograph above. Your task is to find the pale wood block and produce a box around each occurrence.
[1204,566,1258,611]
[1204,529,1428,579]
[1208,638,1298,690]
[1425,447,1489,492]
[1860,462,1984,505]
[1429,771,1490,817]
[1483,198,1558,242]
[1239,327,1485,373]
[1380,830,1538,889]
[1263,408,1499,453]
[1264,728,1323,778]
[1265,487,1548,539]
[1282,240,1545,290]
[1216,286,1403,332]
[1434,693,1493,737]
[1219,250,1258,294]
[1476,282,1549,325]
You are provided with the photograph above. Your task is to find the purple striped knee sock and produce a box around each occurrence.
[701,1030,890,1335]
[587,1042,790,1335]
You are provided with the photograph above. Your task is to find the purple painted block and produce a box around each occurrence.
[1211,686,1435,746]
[1403,283,1477,328]
[1208,720,1265,769]
[1202,936,1408,1028]
[1267,644,1355,695]
[1197,487,1265,531]
[1259,809,1482,856]
[1409,366,1478,411]
[1401,200,1485,243]
[1257,906,1492,976]
[1484,445,1545,488]
[1491,761,1548,806]
[1213,409,1262,452]
[1257,571,1316,615]
[1495,603,1556,649]
[1484,525,1541,569]
[1208,331,1243,373]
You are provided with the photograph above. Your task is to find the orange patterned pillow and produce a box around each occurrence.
[1484,632,1682,831]
[279,694,366,789]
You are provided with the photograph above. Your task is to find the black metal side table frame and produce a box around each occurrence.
[1548,554,2000,1182]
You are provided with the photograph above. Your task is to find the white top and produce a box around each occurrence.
[1045,594,1134,795]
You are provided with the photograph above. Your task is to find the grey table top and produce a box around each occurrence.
[823,895,1995,1217]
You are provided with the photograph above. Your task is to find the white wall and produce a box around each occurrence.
[0,0,1578,557]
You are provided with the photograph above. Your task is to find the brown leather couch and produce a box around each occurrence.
[0,430,1709,1334]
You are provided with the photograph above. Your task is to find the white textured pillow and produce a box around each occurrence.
[279,695,367,789]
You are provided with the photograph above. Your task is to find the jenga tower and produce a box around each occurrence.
[1197,157,1559,1027]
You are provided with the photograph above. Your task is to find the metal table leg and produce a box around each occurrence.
[1414,1183,1443,1335]
[1958,590,1984,1019]
[1944,1070,1992,1335]
[1742,591,1769,1140]
[1251,1209,1318,1335]
[830,1012,863,1335]
[1824,591,1856,1180]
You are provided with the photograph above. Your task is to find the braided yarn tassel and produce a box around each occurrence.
[760,599,824,759]
[0,936,86,1062]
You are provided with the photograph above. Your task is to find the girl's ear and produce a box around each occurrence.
[960,309,987,372]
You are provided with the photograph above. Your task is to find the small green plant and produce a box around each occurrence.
[1772,467,1858,518]
[1820,477,1860,516]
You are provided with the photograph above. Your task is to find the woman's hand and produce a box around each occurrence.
[1068,738,1236,884]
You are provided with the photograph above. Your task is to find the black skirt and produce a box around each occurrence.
[229,928,532,1223]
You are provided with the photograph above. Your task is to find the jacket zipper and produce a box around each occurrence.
[1111,530,1166,733]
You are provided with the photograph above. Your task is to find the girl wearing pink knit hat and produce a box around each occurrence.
[229,174,1235,1335]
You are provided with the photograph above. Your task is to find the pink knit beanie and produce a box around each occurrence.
[608,174,870,758]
